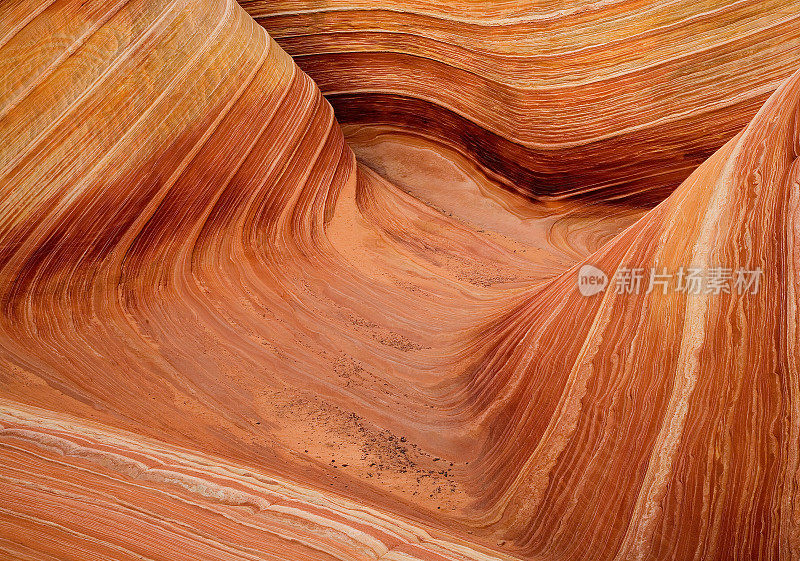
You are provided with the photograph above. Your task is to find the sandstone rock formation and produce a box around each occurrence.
[0,1,798,560]
[245,0,800,204]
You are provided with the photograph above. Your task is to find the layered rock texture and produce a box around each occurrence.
[1,1,799,560]
[245,0,800,204]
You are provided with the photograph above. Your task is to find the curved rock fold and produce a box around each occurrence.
[0,1,798,560]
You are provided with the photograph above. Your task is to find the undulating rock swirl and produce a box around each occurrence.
[244,0,800,204]
[0,1,799,560]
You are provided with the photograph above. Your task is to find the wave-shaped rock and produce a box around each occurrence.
[245,0,800,203]
[444,63,800,560]
[0,0,798,560]
[0,399,510,560]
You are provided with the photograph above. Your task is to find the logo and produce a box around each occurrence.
[578,264,608,297]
